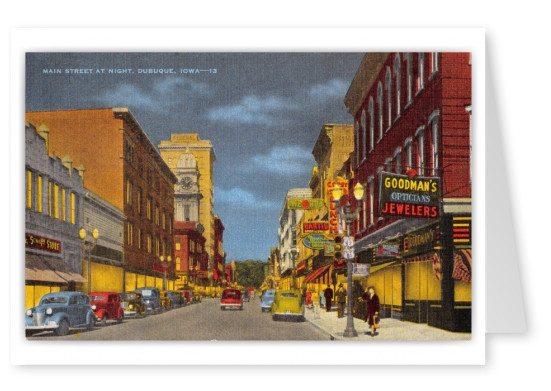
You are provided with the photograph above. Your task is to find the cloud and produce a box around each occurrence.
[94,77,210,113]
[215,187,279,209]
[308,78,349,100]
[207,94,294,125]
[250,145,314,176]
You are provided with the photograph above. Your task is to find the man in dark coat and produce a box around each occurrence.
[335,283,347,318]
[324,285,334,312]
[362,286,380,336]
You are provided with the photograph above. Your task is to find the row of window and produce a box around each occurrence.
[26,169,77,225]
[355,52,439,167]
[126,222,172,256]
[126,178,173,233]
[175,238,203,254]
[355,109,440,232]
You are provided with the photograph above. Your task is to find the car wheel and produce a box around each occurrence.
[117,312,124,323]
[87,316,96,331]
[56,319,69,336]
[101,314,108,326]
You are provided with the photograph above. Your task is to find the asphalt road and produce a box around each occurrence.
[27,296,329,340]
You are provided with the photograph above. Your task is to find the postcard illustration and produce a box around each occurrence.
[24,52,472,341]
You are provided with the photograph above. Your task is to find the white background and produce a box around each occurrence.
[2,0,547,389]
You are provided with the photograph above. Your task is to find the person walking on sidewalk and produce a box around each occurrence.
[319,290,325,309]
[362,286,380,336]
[324,285,334,312]
[335,283,346,318]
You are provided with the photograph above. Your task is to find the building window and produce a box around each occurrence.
[127,222,133,246]
[47,180,52,216]
[138,228,142,249]
[394,147,402,174]
[156,237,160,256]
[162,211,166,230]
[415,126,425,176]
[176,257,181,272]
[361,109,367,161]
[54,184,59,219]
[385,67,392,131]
[162,240,166,257]
[61,188,66,221]
[26,170,32,209]
[405,53,412,105]
[404,137,413,170]
[37,175,42,213]
[147,197,152,220]
[368,98,374,151]
[155,205,160,226]
[147,234,152,254]
[385,157,392,172]
[368,176,374,226]
[417,53,424,92]
[394,54,401,119]
[430,52,439,76]
[70,192,75,224]
[126,179,133,205]
[377,82,383,142]
[354,120,360,166]
[362,198,367,231]
[428,110,440,176]
[137,188,142,214]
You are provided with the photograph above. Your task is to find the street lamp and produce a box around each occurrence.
[79,228,99,294]
[159,255,172,290]
[331,182,365,338]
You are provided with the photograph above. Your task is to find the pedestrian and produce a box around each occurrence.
[319,290,325,308]
[324,284,334,312]
[306,290,313,308]
[362,286,380,336]
[336,283,346,318]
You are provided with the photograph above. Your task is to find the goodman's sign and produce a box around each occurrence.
[379,172,441,218]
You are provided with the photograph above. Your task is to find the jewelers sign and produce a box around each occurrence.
[379,172,441,218]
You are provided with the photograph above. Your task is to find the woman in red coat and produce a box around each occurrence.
[362,286,380,336]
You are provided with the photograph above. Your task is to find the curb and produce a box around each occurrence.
[304,310,339,340]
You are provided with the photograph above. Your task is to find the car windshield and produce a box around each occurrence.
[40,296,68,305]
[120,293,136,300]
[281,293,298,298]
[140,289,154,297]
[223,290,240,298]
[89,295,106,301]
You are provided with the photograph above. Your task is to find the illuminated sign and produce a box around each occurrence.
[302,221,329,233]
[303,234,333,250]
[379,172,441,218]
[403,222,441,257]
[325,179,348,234]
[287,198,325,210]
[377,244,400,257]
[25,233,61,254]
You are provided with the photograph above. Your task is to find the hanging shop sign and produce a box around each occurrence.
[303,234,333,250]
[302,221,330,233]
[379,172,441,218]
[352,263,370,276]
[377,244,400,257]
[403,222,441,257]
[287,198,325,210]
[25,233,62,254]
[325,179,348,234]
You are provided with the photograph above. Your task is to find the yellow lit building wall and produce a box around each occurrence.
[454,280,471,302]
[405,261,441,301]
[85,262,124,293]
[25,285,61,309]
[366,266,402,307]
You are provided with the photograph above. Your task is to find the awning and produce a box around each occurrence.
[369,260,399,274]
[296,260,306,275]
[452,249,472,283]
[25,253,85,283]
[303,265,331,283]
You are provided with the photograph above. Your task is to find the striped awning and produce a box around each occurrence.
[452,249,472,283]
[296,260,306,275]
[303,265,331,283]
[25,253,85,283]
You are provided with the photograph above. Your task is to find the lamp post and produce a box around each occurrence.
[159,255,172,291]
[331,182,365,338]
[79,228,99,294]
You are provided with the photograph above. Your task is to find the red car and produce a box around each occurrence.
[181,290,192,305]
[88,291,124,325]
[220,288,243,311]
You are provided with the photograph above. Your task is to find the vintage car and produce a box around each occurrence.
[181,290,192,305]
[88,291,124,325]
[192,290,202,303]
[166,290,184,307]
[25,291,96,337]
[160,290,175,309]
[119,291,146,317]
[135,287,162,313]
[220,288,243,310]
[270,290,305,321]
[260,289,276,312]
[241,289,250,302]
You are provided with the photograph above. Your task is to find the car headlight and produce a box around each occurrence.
[91,305,96,310]
[26,309,32,317]
[46,307,53,316]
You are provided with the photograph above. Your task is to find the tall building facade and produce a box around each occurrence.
[213,216,225,285]
[344,52,471,332]
[159,134,216,284]
[25,108,177,292]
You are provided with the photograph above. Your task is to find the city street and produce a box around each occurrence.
[26,296,329,341]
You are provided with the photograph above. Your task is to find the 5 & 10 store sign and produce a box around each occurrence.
[25,233,62,254]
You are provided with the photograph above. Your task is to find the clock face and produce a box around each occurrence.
[179,176,193,190]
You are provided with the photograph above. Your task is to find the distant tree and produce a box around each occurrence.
[234,260,266,289]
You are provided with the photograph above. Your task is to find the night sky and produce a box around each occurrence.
[26,52,365,261]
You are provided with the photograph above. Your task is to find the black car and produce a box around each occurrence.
[241,289,250,302]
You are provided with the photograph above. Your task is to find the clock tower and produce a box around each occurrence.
[174,149,202,222]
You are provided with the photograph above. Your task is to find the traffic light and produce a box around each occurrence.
[333,235,343,259]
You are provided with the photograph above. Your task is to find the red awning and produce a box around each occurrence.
[452,249,472,283]
[303,265,331,283]
[296,260,306,275]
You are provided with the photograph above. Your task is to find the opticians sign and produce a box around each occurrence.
[379,172,441,218]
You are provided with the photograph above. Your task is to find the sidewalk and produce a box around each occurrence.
[304,305,471,341]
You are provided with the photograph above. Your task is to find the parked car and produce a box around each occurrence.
[88,291,124,325]
[135,287,162,313]
[181,290,192,305]
[260,289,276,312]
[270,290,305,321]
[241,289,250,302]
[160,290,173,310]
[220,288,243,310]
[192,290,202,303]
[167,290,184,307]
[25,291,96,337]
[119,291,146,317]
